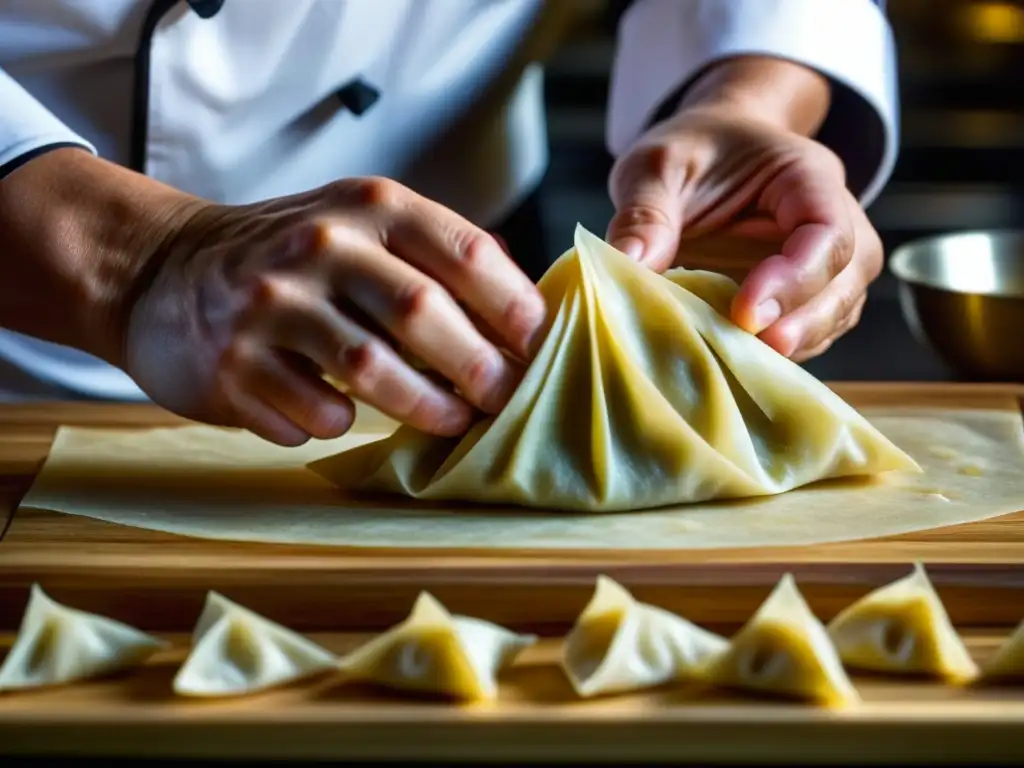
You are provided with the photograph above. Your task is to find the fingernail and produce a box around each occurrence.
[485,366,524,414]
[614,237,645,262]
[437,401,474,437]
[752,299,782,333]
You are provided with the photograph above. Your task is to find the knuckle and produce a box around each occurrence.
[826,228,856,277]
[460,351,500,399]
[217,338,251,374]
[502,293,547,347]
[403,391,441,426]
[641,142,685,179]
[448,228,496,275]
[340,339,388,390]
[248,274,292,309]
[335,176,403,209]
[614,202,674,231]
[394,280,449,329]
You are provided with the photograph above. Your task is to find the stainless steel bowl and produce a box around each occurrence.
[889,230,1024,381]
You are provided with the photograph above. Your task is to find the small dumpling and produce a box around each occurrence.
[979,619,1024,683]
[173,591,338,697]
[339,591,536,700]
[698,574,858,707]
[0,583,166,692]
[562,575,726,697]
[827,562,978,682]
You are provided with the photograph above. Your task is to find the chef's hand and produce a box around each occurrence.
[124,177,547,446]
[607,58,883,362]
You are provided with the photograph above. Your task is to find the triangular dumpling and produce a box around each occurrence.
[308,224,918,512]
[979,619,1024,683]
[562,575,726,697]
[173,592,338,697]
[698,574,859,706]
[827,562,978,682]
[339,591,536,700]
[0,584,166,692]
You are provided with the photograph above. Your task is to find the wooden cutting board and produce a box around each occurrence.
[2,382,1024,635]
[2,629,1022,763]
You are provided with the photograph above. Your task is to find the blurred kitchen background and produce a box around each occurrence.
[530,0,1024,381]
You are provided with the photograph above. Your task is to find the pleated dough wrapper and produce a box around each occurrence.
[827,562,978,682]
[308,225,919,512]
[699,574,859,706]
[562,575,727,697]
[340,592,536,700]
[0,584,166,692]
[173,591,338,697]
[979,619,1024,683]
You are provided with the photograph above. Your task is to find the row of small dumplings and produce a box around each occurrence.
[0,562,1021,703]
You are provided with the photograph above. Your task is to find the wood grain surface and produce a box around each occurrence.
[2,628,1023,763]
[2,383,1024,635]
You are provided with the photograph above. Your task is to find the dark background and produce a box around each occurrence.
[531,0,1024,382]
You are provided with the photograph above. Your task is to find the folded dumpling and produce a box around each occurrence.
[698,574,859,706]
[827,562,978,682]
[0,584,166,692]
[173,591,338,697]
[979,619,1024,683]
[308,224,918,512]
[339,592,536,700]
[562,575,726,697]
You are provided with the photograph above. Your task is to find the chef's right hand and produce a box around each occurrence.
[122,177,548,446]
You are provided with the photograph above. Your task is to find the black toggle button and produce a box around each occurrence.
[336,77,381,117]
[187,0,225,19]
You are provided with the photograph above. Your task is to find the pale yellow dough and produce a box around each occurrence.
[979,618,1024,684]
[15,225,1024,550]
[827,562,978,683]
[339,592,536,700]
[173,591,338,698]
[15,404,1024,550]
[309,225,919,512]
[0,584,166,692]
[562,575,726,698]
[698,574,859,707]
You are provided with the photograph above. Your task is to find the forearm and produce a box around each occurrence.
[678,56,832,137]
[0,149,204,367]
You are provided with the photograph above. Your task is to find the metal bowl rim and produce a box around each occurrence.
[888,228,1024,298]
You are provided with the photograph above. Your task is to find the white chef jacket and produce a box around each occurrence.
[0,0,897,402]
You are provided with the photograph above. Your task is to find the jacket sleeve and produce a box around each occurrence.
[0,67,96,180]
[607,0,898,206]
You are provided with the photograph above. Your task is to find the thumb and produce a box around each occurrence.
[606,169,685,273]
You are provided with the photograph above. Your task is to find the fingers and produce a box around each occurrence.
[240,349,357,440]
[317,224,526,415]
[753,191,881,360]
[731,222,853,335]
[208,178,551,441]
[339,178,548,362]
[262,283,475,437]
[759,263,869,360]
[214,358,314,448]
[606,144,689,272]
[730,154,856,336]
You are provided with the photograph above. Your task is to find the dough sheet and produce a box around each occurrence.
[15,406,1024,551]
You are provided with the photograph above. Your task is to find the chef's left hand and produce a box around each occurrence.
[606,102,882,363]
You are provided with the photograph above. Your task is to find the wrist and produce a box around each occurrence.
[0,148,208,369]
[677,55,831,137]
